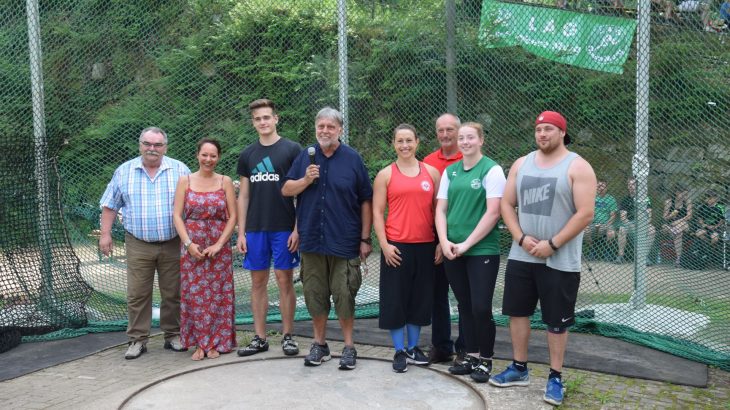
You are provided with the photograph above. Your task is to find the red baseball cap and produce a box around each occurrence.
[535,111,571,145]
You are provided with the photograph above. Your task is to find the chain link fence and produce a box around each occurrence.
[1,0,728,369]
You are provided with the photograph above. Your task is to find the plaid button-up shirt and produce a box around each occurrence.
[100,156,190,242]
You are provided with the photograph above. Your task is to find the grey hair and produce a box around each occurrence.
[315,107,343,126]
[139,127,168,144]
[438,113,461,126]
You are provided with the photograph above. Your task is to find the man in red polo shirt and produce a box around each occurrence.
[423,113,464,364]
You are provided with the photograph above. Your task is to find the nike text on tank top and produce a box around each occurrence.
[509,151,583,272]
[385,162,435,243]
[445,156,501,256]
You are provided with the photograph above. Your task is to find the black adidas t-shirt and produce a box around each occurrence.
[237,138,302,232]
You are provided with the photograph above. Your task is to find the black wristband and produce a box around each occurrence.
[361,238,372,245]
[518,234,526,246]
[548,238,559,251]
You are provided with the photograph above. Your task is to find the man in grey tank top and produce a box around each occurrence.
[489,111,596,407]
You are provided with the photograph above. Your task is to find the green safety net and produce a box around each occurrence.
[1,0,728,371]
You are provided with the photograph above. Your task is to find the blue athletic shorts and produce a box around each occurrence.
[243,231,300,270]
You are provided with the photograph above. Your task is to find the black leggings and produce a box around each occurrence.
[444,254,499,358]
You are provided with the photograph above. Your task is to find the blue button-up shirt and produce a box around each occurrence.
[100,156,190,242]
[285,143,372,259]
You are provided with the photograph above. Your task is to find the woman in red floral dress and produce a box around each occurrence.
[173,138,237,360]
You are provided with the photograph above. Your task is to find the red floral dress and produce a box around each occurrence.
[179,183,236,352]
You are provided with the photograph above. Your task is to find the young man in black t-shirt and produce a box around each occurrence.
[236,99,302,357]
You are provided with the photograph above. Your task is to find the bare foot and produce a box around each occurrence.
[192,348,205,361]
[207,349,220,359]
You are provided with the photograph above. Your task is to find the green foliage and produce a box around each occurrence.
[3,0,728,229]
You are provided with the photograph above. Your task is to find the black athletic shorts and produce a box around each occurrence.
[501,259,580,329]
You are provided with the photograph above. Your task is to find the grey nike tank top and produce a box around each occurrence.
[508,151,583,272]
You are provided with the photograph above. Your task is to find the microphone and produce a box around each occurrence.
[308,146,317,185]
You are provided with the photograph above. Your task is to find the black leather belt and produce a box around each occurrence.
[125,231,177,244]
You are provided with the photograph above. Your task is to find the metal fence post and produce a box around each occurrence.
[26,0,54,298]
[445,0,457,114]
[631,0,652,310]
[337,0,349,143]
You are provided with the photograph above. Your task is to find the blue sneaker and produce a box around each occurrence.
[488,364,530,387]
[543,376,565,406]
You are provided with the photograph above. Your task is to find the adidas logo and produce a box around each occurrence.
[251,173,279,182]
[250,156,280,183]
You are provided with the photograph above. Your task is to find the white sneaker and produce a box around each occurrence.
[164,337,187,352]
[125,341,147,360]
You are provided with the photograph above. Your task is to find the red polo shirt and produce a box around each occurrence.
[423,148,463,174]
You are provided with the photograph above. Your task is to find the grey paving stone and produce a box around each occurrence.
[1,332,728,409]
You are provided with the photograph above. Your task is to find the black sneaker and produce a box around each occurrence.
[448,354,478,375]
[339,345,357,370]
[406,346,430,366]
[304,342,331,366]
[281,333,299,356]
[237,335,269,357]
[469,358,492,383]
[428,346,453,364]
[392,350,408,373]
[448,350,465,371]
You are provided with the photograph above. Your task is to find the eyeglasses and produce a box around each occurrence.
[141,141,166,148]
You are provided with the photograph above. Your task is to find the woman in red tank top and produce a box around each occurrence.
[373,124,441,373]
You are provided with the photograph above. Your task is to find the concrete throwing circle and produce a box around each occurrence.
[122,357,485,409]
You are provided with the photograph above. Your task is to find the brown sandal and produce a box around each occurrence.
[206,349,220,359]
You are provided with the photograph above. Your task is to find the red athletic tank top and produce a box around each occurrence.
[385,162,435,243]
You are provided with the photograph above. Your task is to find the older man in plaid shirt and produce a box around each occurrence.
[99,127,190,360]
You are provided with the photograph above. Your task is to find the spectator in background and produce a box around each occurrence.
[373,124,441,373]
[721,0,730,26]
[615,177,656,265]
[665,0,718,31]
[584,179,617,260]
[423,113,464,365]
[693,190,724,246]
[652,0,676,21]
[662,184,693,267]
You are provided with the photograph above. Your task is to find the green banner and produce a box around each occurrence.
[479,0,637,74]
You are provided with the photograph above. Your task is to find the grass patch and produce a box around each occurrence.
[592,389,613,405]
[564,374,586,395]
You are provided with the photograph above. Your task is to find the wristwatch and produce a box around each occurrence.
[361,238,372,245]
[183,239,192,249]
